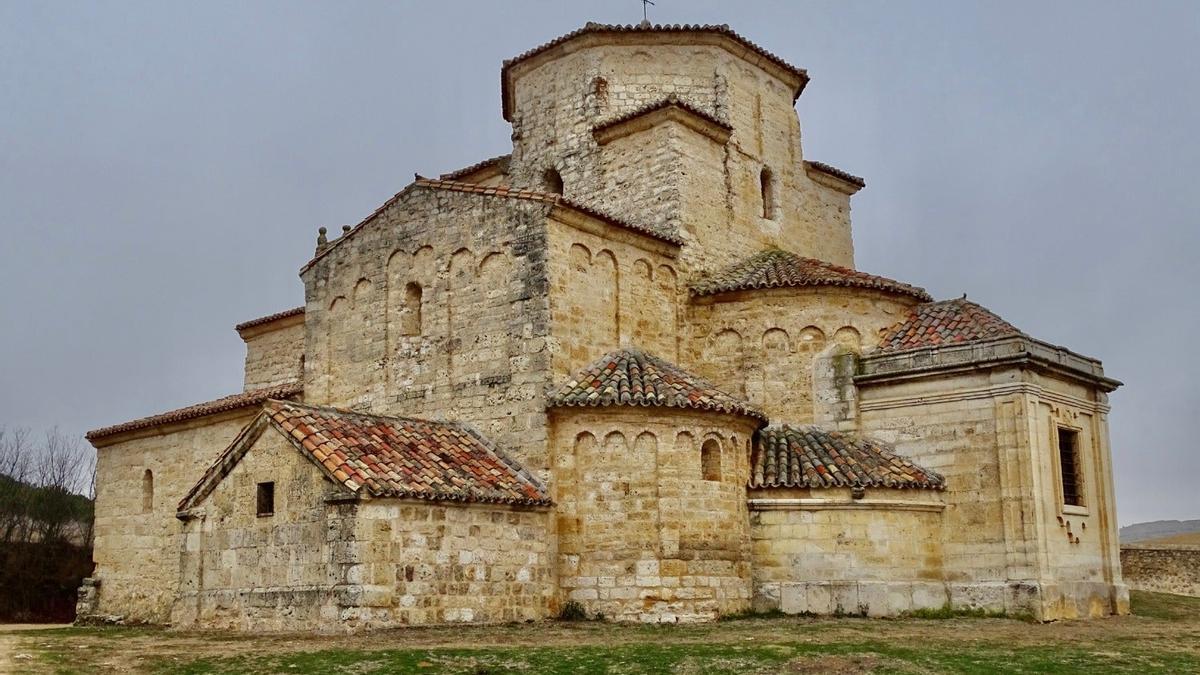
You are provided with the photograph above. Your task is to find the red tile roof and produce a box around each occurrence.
[179,400,551,511]
[751,425,944,490]
[439,154,511,181]
[548,348,767,421]
[804,160,865,189]
[86,383,303,443]
[878,297,1023,352]
[501,23,810,121]
[592,95,732,137]
[690,249,932,302]
[235,306,304,333]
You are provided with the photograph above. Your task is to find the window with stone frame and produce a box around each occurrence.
[141,469,153,513]
[701,438,722,481]
[1057,427,1084,507]
[256,481,275,517]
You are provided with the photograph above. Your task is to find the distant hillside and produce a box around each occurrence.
[1121,519,1200,544]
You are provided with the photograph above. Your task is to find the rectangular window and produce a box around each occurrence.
[256,481,275,516]
[1057,428,1083,507]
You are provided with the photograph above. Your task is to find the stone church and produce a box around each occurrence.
[80,23,1128,631]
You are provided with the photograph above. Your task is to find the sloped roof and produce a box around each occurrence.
[804,160,865,189]
[878,297,1023,352]
[179,400,551,511]
[690,249,932,302]
[592,95,731,139]
[439,154,511,181]
[86,383,303,443]
[751,425,944,490]
[501,23,810,120]
[235,306,304,333]
[548,348,766,421]
[301,177,682,273]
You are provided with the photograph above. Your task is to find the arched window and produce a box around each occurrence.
[142,469,154,513]
[701,439,722,482]
[544,168,564,195]
[401,282,422,335]
[760,166,775,219]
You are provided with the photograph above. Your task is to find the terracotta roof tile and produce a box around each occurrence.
[86,383,303,442]
[179,401,551,510]
[878,297,1023,352]
[690,249,931,301]
[592,95,731,137]
[439,154,511,181]
[235,306,304,333]
[751,425,944,490]
[501,23,810,120]
[804,160,865,189]
[548,348,766,421]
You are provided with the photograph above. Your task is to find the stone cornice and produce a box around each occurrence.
[592,98,732,146]
[856,336,1121,393]
[747,498,945,513]
[858,382,1112,415]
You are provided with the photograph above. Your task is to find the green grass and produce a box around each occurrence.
[149,640,1200,675]
[12,591,1200,674]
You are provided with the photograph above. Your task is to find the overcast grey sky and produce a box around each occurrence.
[1,1,1196,525]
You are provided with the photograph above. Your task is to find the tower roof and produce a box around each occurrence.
[501,23,810,121]
[751,425,944,490]
[877,297,1024,352]
[690,248,932,302]
[548,348,766,421]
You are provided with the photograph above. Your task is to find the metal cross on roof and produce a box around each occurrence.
[642,0,655,23]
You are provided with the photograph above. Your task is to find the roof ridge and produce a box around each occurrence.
[690,247,931,302]
[592,95,732,135]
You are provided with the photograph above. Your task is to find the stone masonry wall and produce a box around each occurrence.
[90,412,257,623]
[242,318,305,390]
[749,487,946,616]
[686,287,916,424]
[173,429,350,631]
[302,188,554,475]
[545,216,680,378]
[349,501,554,627]
[1120,546,1200,597]
[857,366,1126,619]
[550,407,759,622]
[505,40,855,273]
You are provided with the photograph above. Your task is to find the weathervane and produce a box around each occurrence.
[641,0,655,24]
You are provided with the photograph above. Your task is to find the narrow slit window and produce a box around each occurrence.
[402,282,422,335]
[1057,428,1083,507]
[701,439,722,482]
[142,469,154,513]
[760,166,775,219]
[257,481,275,517]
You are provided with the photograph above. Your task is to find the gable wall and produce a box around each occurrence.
[302,189,555,474]
[173,429,350,631]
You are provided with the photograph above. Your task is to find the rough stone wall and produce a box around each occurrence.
[505,41,855,272]
[685,287,915,423]
[857,366,1126,619]
[172,429,351,631]
[545,216,680,378]
[1120,546,1200,597]
[549,407,758,622]
[302,189,554,474]
[241,319,305,390]
[89,412,257,623]
[749,487,946,616]
[349,502,554,626]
